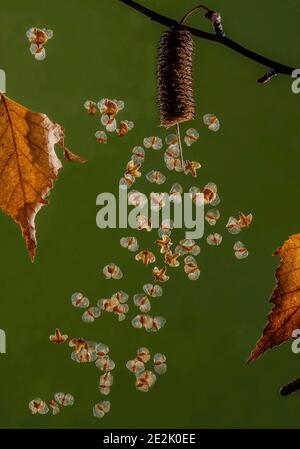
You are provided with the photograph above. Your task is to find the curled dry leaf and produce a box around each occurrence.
[0,93,84,261]
[248,234,300,363]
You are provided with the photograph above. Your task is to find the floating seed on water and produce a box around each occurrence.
[137,347,151,363]
[184,255,200,281]
[146,170,166,185]
[135,370,157,392]
[152,266,169,283]
[29,398,49,415]
[203,113,220,132]
[117,120,134,137]
[164,144,180,159]
[238,212,253,229]
[226,216,241,234]
[169,182,183,204]
[143,283,163,297]
[131,314,153,331]
[125,160,142,178]
[175,239,200,256]
[226,212,253,235]
[128,190,147,207]
[26,27,53,61]
[133,294,151,313]
[164,154,184,172]
[97,98,124,116]
[103,263,123,280]
[99,372,113,396]
[111,291,129,304]
[158,218,174,238]
[206,233,223,246]
[101,115,117,133]
[192,182,220,206]
[93,401,111,419]
[132,146,145,164]
[126,359,145,375]
[164,250,180,268]
[113,303,129,321]
[150,192,166,211]
[135,249,156,267]
[95,356,115,372]
[69,337,88,353]
[54,393,74,407]
[233,241,249,259]
[165,134,178,146]
[120,236,139,252]
[95,342,110,358]
[49,328,68,345]
[137,215,152,232]
[184,160,201,177]
[184,128,199,146]
[71,292,89,308]
[153,353,167,375]
[70,341,97,363]
[48,400,60,415]
[84,100,97,115]
[156,235,172,254]
[205,209,220,226]
[143,136,163,150]
[82,307,101,323]
[151,316,166,332]
[119,173,135,189]
[95,130,107,144]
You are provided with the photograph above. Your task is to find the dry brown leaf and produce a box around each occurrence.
[0,93,84,261]
[63,146,86,163]
[248,234,300,363]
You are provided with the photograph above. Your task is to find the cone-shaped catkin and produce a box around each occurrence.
[157,26,195,128]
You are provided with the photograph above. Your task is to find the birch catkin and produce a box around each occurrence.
[157,26,195,128]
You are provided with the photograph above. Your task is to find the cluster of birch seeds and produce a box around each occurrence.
[126,347,167,392]
[72,290,129,323]
[226,212,252,259]
[41,109,253,421]
[71,292,101,323]
[69,335,114,418]
[98,291,129,321]
[132,283,165,332]
[29,393,74,415]
[83,98,134,144]
[26,27,53,61]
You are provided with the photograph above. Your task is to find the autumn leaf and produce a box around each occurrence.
[63,146,86,163]
[248,234,300,363]
[0,93,84,262]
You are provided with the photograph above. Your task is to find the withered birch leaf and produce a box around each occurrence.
[248,234,300,363]
[0,93,84,261]
[63,147,86,164]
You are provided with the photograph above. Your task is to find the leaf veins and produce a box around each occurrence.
[248,234,300,362]
[0,93,84,261]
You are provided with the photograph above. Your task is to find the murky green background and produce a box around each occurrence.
[0,0,300,429]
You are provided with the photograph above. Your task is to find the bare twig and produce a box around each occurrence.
[118,0,296,78]
[280,377,300,397]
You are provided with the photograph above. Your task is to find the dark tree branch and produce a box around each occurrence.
[119,0,296,78]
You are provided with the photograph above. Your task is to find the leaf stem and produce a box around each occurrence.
[176,123,184,167]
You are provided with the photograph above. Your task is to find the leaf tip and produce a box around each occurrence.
[63,147,87,164]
